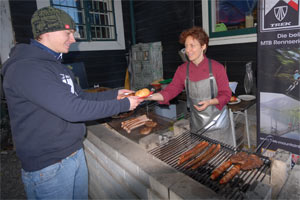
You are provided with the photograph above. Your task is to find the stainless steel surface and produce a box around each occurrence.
[107,102,174,143]
[148,131,271,199]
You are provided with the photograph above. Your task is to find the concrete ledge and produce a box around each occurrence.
[270,149,292,199]
[278,164,300,199]
[84,123,221,199]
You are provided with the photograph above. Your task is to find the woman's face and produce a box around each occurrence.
[185,36,206,65]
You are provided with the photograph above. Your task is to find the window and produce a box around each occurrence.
[202,0,258,45]
[51,0,116,41]
[36,0,125,51]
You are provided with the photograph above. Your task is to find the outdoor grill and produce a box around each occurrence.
[148,131,272,200]
[103,98,276,199]
[84,101,294,200]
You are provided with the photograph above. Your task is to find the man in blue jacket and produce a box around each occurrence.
[1,6,143,199]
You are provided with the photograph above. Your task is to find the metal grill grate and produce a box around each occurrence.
[148,131,271,200]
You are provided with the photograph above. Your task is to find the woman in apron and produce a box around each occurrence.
[147,26,233,144]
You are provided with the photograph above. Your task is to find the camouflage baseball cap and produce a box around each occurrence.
[31,6,76,38]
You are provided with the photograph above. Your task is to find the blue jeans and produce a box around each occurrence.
[21,148,88,199]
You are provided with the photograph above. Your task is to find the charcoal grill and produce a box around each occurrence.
[148,131,271,200]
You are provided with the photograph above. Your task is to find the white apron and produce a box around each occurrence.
[186,60,230,137]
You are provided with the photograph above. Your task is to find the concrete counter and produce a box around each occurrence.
[84,123,221,199]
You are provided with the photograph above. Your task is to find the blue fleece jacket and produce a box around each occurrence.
[2,42,130,171]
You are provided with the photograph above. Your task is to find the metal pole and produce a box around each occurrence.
[129,0,136,45]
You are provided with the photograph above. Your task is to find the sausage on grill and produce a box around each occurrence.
[210,160,232,180]
[185,144,216,168]
[177,141,209,165]
[219,164,241,184]
[121,115,148,128]
[179,142,205,159]
[121,115,151,133]
[191,144,221,169]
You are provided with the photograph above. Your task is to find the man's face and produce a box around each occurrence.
[42,30,76,53]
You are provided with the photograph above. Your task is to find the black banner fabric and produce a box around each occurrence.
[258,0,300,154]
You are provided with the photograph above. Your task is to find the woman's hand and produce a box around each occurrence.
[193,100,210,111]
[145,93,164,101]
[194,98,219,111]
[117,89,135,100]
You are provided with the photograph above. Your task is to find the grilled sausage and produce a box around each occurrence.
[121,117,139,126]
[210,160,232,180]
[122,117,143,128]
[178,141,209,165]
[185,144,216,168]
[121,115,149,127]
[179,142,205,159]
[125,121,147,133]
[121,115,151,133]
[191,144,221,169]
[219,164,241,184]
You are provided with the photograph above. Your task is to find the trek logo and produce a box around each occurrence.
[274,6,288,21]
[261,0,300,31]
[60,74,78,96]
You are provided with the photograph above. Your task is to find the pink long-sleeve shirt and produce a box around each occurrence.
[160,56,231,110]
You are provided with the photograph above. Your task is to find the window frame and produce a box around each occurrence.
[36,0,125,51]
[202,0,257,46]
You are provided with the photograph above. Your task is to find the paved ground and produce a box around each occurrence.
[1,147,26,199]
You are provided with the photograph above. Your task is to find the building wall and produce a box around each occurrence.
[132,0,194,80]
[207,43,257,95]
[7,0,257,94]
[8,0,36,44]
[131,0,257,95]
[0,0,15,64]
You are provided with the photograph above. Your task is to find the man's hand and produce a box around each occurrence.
[127,96,144,110]
[117,89,135,100]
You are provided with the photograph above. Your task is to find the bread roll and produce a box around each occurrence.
[135,88,150,97]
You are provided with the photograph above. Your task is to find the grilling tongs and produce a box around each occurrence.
[194,116,219,136]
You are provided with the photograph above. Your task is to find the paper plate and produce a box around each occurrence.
[228,98,241,105]
[238,95,256,101]
[138,91,154,99]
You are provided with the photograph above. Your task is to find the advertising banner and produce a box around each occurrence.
[258,0,300,154]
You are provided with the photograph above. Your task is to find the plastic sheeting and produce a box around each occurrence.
[129,42,163,90]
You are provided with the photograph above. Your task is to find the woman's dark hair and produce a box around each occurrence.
[179,26,209,52]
